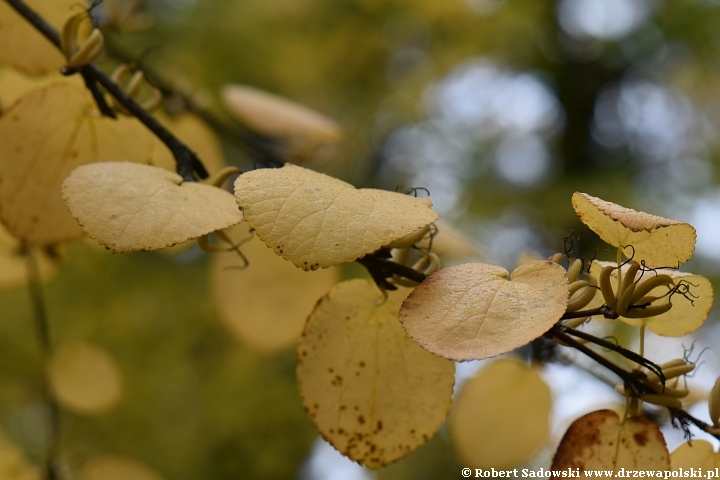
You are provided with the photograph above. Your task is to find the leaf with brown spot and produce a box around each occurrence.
[47,343,123,415]
[234,164,439,270]
[572,192,696,267]
[399,260,568,361]
[62,162,243,252]
[551,410,669,472]
[212,225,339,352]
[297,279,455,468]
[0,84,156,246]
[450,358,551,469]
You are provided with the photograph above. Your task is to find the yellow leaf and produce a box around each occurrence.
[81,455,165,480]
[400,260,568,361]
[221,84,342,143]
[234,163,439,270]
[0,67,82,110]
[0,0,74,75]
[150,113,226,176]
[551,410,669,471]
[62,162,243,252]
[297,279,455,468]
[589,261,712,336]
[47,342,123,415]
[572,192,696,267]
[449,358,551,469]
[671,440,720,469]
[0,83,155,246]
[0,224,59,288]
[212,226,339,352]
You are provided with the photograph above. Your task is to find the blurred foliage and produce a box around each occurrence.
[3,0,720,477]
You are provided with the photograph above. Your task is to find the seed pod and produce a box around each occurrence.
[709,377,720,427]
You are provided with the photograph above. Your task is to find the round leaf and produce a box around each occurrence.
[0,84,156,246]
[47,343,123,415]
[62,162,243,252]
[449,358,551,469]
[400,260,568,361]
[212,226,339,352]
[572,192,696,267]
[234,164,439,270]
[551,410,669,471]
[0,67,82,110]
[81,455,165,480]
[297,279,455,468]
[671,440,720,469]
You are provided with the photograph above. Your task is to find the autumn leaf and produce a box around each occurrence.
[551,410,669,471]
[0,0,74,75]
[221,84,342,143]
[0,84,156,246]
[572,192,696,268]
[62,162,243,252]
[297,279,454,468]
[47,342,123,415]
[212,225,339,352]
[234,163,439,270]
[671,440,720,470]
[450,358,551,469]
[400,260,568,361]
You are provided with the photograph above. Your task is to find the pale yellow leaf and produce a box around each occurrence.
[0,68,82,110]
[400,260,568,361]
[212,225,339,352]
[572,192,696,267]
[221,84,342,142]
[0,0,74,75]
[589,261,712,336]
[551,410,669,471]
[0,429,40,480]
[450,358,551,469]
[81,455,165,480]
[47,342,123,415]
[0,223,59,288]
[671,440,720,470]
[0,83,155,245]
[234,164,439,270]
[297,279,455,468]
[150,113,225,175]
[62,162,243,252]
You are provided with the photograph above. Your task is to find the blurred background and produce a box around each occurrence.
[2,0,720,478]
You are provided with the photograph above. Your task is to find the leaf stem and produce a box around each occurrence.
[25,250,60,480]
[3,0,207,182]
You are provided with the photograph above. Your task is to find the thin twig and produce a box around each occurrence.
[25,250,60,480]
[3,0,207,181]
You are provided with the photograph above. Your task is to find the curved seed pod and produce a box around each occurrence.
[548,253,564,264]
[66,29,104,67]
[619,261,641,297]
[568,280,590,297]
[622,301,672,319]
[709,377,720,427]
[615,283,637,315]
[388,224,430,249]
[638,394,682,410]
[629,275,675,305]
[659,359,687,370]
[645,383,689,398]
[599,265,618,310]
[563,316,589,329]
[421,252,440,276]
[566,284,598,313]
[566,258,583,283]
[645,363,694,384]
[204,166,242,188]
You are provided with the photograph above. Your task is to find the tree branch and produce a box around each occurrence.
[3,0,207,181]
